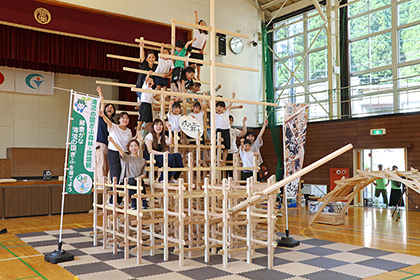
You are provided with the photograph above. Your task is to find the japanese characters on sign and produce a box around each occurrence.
[66,93,99,194]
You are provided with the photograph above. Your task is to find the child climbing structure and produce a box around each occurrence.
[91,0,353,269]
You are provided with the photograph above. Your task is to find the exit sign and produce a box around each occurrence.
[370,128,386,135]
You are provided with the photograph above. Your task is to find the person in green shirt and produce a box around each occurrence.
[373,164,389,207]
[170,38,196,94]
[389,165,404,207]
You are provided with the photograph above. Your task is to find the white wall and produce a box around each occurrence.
[56,0,264,127]
[0,70,118,158]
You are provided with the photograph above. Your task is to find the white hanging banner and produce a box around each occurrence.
[0,67,15,92]
[14,69,54,95]
[283,103,309,198]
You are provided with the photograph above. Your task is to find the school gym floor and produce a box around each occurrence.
[1,206,420,280]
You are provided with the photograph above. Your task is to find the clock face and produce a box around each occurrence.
[230,37,244,54]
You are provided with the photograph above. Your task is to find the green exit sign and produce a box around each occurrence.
[370,128,386,135]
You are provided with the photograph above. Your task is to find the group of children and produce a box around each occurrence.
[94,11,269,209]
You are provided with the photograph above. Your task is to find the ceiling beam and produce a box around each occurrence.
[261,0,285,10]
[268,0,317,20]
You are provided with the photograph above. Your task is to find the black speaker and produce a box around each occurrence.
[217,34,226,56]
[43,170,52,181]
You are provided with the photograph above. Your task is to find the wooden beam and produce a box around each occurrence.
[101,99,139,106]
[171,18,250,39]
[130,87,278,107]
[215,62,259,73]
[107,53,140,63]
[116,110,138,116]
[159,53,212,66]
[159,53,259,73]
[135,38,206,55]
[261,0,284,10]
[123,67,210,85]
[124,67,166,77]
[96,80,135,88]
[230,144,353,214]
[106,53,158,64]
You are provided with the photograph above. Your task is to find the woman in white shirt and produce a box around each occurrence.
[99,110,132,204]
[144,118,184,183]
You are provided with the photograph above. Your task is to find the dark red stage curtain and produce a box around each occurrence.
[0,23,145,130]
[0,24,139,80]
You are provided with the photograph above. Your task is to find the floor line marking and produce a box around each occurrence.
[0,244,30,250]
[0,242,47,280]
[0,254,44,262]
[12,275,40,280]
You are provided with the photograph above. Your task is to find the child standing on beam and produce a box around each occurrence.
[170,38,196,95]
[188,11,208,81]
[154,43,174,95]
[137,71,155,134]
[245,119,268,167]
[215,92,235,165]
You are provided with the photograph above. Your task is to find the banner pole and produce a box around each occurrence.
[44,90,75,264]
[276,104,301,248]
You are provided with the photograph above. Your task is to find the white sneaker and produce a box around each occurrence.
[169,178,178,184]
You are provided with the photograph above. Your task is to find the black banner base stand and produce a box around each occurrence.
[276,230,300,248]
[44,242,74,264]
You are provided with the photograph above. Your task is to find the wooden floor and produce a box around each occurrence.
[1,206,420,279]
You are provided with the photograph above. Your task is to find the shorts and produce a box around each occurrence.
[155,76,169,87]
[190,47,203,66]
[171,67,183,83]
[216,128,230,150]
[241,171,253,181]
[138,102,153,123]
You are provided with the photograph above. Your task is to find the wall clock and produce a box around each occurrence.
[230,37,244,54]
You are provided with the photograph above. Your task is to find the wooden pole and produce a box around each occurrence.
[171,18,250,39]
[130,87,278,107]
[230,144,353,214]
[96,80,135,88]
[149,154,156,256]
[204,177,210,262]
[163,152,169,261]
[222,178,228,268]
[107,53,140,63]
[159,53,259,72]
[160,53,211,65]
[178,178,185,266]
[135,37,206,55]
[171,21,176,56]
[246,177,252,264]
[112,177,118,254]
[123,178,129,259]
[102,177,108,250]
[101,99,139,107]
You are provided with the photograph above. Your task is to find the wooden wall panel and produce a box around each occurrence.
[0,186,3,218]
[261,112,420,211]
[51,186,93,214]
[0,159,11,179]
[7,148,65,178]
[4,186,50,217]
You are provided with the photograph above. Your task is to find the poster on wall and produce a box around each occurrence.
[283,103,309,198]
[66,92,99,194]
[14,68,54,95]
[0,67,15,92]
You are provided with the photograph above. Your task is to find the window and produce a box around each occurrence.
[349,0,420,117]
[273,10,329,123]
[271,0,420,124]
